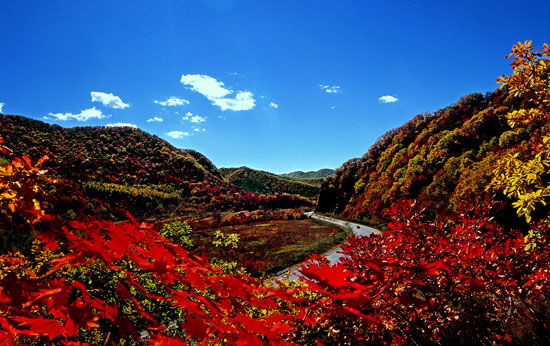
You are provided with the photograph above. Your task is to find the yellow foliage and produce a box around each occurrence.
[491,41,550,247]
[0,154,51,225]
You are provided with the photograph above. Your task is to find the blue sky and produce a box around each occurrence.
[0,1,548,173]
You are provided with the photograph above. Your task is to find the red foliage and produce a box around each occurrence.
[299,200,550,344]
[0,153,303,344]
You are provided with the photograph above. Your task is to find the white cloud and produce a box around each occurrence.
[106,122,137,128]
[167,131,191,139]
[47,107,108,121]
[154,96,189,107]
[180,74,255,111]
[180,74,231,99]
[269,102,279,109]
[0,103,4,113]
[190,115,206,123]
[146,116,164,122]
[379,95,399,103]
[91,92,130,109]
[211,91,255,111]
[319,84,341,94]
[330,105,336,110]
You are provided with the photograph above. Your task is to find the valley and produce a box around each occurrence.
[219,166,322,197]
[0,40,549,344]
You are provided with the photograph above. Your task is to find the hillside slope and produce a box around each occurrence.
[220,166,320,198]
[0,114,312,218]
[316,87,546,228]
[0,115,220,184]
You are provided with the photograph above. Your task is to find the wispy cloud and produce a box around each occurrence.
[91,91,130,109]
[319,84,341,94]
[154,96,189,107]
[146,116,164,122]
[0,102,4,113]
[106,122,137,128]
[46,107,108,121]
[180,74,256,111]
[269,102,279,109]
[167,131,191,139]
[378,95,399,103]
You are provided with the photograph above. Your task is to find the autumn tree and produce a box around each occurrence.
[491,41,550,247]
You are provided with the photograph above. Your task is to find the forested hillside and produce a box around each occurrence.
[317,61,548,229]
[220,166,320,197]
[0,115,312,219]
[0,114,222,184]
[280,168,334,179]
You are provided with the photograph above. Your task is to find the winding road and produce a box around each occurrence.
[140,213,381,339]
[270,212,381,282]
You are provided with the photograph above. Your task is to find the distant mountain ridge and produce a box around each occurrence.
[280,168,334,179]
[220,166,320,198]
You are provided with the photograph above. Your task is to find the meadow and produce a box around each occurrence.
[191,219,350,276]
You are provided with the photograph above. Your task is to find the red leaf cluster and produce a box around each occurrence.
[1,152,302,345]
[298,200,550,344]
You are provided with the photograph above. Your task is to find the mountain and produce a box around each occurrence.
[220,166,320,198]
[0,114,312,219]
[316,88,538,228]
[280,169,334,179]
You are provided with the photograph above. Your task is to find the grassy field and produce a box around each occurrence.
[190,219,350,276]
